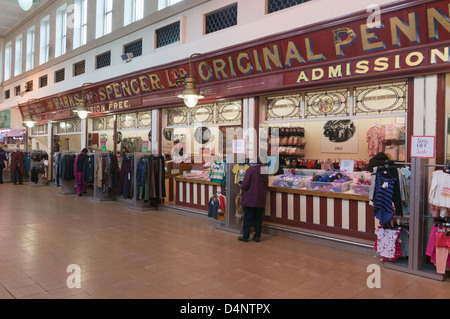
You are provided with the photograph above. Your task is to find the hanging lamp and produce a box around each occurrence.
[177,53,204,108]
[23,99,37,128]
[74,83,93,119]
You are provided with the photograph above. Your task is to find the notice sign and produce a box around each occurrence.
[340,159,355,173]
[410,136,435,158]
[232,139,245,154]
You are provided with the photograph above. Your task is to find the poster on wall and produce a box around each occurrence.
[321,120,358,153]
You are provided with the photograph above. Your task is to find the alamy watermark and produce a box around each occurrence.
[66,264,81,289]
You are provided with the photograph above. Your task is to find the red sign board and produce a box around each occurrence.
[19,0,450,118]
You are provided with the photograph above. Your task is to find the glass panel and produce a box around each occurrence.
[304,89,349,118]
[137,111,152,128]
[265,95,301,121]
[191,105,214,124]
[119,113,137,130]
[217,101,242,124]
[167,108,188,126]
[354,81,408,115]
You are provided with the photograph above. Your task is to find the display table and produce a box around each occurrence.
[265,186,376,242]
[175,176,224,211]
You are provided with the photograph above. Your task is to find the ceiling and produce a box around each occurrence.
[0,0,51,38]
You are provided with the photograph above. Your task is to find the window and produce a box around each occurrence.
[73,60,85,76]
[14,35,22,76]
[25,80,33,92]
[73,0,88,49]
[158,0,182,10]
[14,86,21,96]
[104,0,113,35]
[26,27,35,71]
[55,68,65,83]
[40,16,50,64]
[96,51,111,69]
[156,22,180,48]
[81,0,87,45]
[5,90,10,100]
[205,4,238,35]
[55,5,68,57]
[124,39,142,58]
[267,0,311,14]
[39,75,48,88]
[4,42,12,81]
[124,0,144,26]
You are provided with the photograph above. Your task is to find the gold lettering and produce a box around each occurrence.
[228,56,236,77]
[237,52,253,74]
[199,62,213,82]
[296,71,309,83]
[253,49,262,72]
[149,74,163,90]
[374,57,389,71]
[121,81,132,97]
[285,41,306,67]
[130,79,140,94]
[312,68,324,81]
[213,59,228,80]
[139,76,151,93]
[328,65,342,78]
[430,47,449,64]
[390,12,420,47]
[355,60,369,74]
[333,28,356,57]
[427,5,450,40]
[305,37,326,61]
[262,45,282,70]
[405,51,424,66]
[360,24,386,52]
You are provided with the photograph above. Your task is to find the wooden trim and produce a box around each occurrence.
[175,177,222,186]
[436,73,446,165]
[268,186,370,202]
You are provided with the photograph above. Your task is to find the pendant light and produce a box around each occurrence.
[23,99,37,128]
[74,83,93,119]
[177,53,204,108]
[18,0,33,11]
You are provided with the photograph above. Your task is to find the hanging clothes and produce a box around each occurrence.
[210,159,226,184]
[366,125,385,157]
[426,219,450,274]
[232,164,249,184]
[136,155,166,201]
[117,155,134,199]
[369,164,407,225]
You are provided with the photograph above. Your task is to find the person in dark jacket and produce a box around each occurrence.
[0,147,8,184]
[74,148,88,196]
[238,161,269,242]
[10,149,24,185]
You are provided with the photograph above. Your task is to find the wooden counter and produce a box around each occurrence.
[264,186,376,241]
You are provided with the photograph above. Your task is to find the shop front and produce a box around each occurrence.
[18,0,450,279]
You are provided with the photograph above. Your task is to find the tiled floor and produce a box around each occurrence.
[0,182,448,299]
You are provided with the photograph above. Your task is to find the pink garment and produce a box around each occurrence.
[74,155,87,195]
[426,224,450,271]
[366,126,385,157]
[375,227,401,259]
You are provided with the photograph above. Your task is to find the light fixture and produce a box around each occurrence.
[23,99,37,128]
[18,0,33,11]
[177,53,204,108]
[74,83,93,119]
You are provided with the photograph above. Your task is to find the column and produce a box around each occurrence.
[151,109,160,155]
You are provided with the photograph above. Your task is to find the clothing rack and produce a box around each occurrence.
[92,151,116,201]
[129,152,157,211]
[58,150,78,195]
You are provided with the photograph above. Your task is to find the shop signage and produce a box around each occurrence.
[410,135,436,158]
[19,0,450,116]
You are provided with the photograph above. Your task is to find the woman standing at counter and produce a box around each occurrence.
[238,161,269,242]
